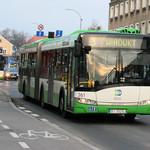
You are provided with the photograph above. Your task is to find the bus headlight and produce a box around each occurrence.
[138,99,150,105]
[75,98,97,105]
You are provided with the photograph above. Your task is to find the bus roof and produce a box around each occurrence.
[20,29,145,53]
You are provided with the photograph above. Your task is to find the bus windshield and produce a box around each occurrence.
[76,34,150,90]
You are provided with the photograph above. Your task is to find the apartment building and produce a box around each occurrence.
[109,0,150,34]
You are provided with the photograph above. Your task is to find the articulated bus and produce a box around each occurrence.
[18,28,150,120]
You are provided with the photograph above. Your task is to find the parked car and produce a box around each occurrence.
[0,70,4,80]
[4,68,18,80]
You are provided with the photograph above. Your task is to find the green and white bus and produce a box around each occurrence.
[18,28,150,120]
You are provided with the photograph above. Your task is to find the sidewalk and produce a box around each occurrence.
[0,88,11,102]
[0,88,100,150]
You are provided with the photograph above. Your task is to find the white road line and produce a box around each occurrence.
[1,125,10,129]
[0,120,3,123]
[18,107,26,110]
[40,118,49,122]
[18,142,30,149]
[31,114,40,117]
[9,132,19,138]
[24,110,32,113]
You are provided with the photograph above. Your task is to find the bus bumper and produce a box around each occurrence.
[74,101,150,115]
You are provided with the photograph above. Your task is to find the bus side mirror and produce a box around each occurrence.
[84,45,91,54]
[74,42,82,57]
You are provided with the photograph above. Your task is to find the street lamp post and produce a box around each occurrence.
[66,8,83,30]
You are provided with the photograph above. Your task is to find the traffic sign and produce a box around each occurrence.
[36,31,44,37]
[56,30,63,37]
[38,24,44,31]
[9,59,15,64]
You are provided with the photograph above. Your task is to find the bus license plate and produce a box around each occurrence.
[109,109,126,114]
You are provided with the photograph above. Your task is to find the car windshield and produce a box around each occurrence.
[5,68,18,72]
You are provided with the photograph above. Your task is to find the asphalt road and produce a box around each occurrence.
[1,80,150,150]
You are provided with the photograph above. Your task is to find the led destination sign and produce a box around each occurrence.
[82,35,146,49]
[106,39,136,48]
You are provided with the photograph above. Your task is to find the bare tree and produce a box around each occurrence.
[0,28,29,51]
[88,20,101,30]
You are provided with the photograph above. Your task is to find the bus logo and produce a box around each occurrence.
[115,90,122,96]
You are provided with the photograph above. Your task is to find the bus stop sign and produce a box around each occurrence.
[56,30,63,37]
[36,31,44,37]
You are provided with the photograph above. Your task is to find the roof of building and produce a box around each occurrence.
[0,34,13,46]
[27,36,48,44]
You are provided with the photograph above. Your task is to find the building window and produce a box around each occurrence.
[0,47,2,53]
[135,23,140,29]
[125,0,129,15]
[110,6,114,19]
[120,3,124,17]
[115,5,119,18]
[141,21,146,34]
[136,0,140,11]
[148,20,150,34]
[142,0,147,9]
[130,0,135,13]
[130,24,134,28]
[3,49,6,54]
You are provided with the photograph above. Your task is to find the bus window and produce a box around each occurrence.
[24,54,28,67]
[46,51,50,66]
[41,52,46,66]
[49,51,54,67]
[61,49,68,81]
[54,50,62,80]
[21,54,25,66]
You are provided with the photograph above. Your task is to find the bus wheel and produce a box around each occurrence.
[40,90,46,108]
[59,94,67,118]
[124,114,136,121]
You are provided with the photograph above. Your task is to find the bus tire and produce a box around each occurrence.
[59,93,67,118]
[125,114,136,121]
[40,89,46,108]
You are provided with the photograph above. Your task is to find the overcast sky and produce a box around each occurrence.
[1,0,109,37]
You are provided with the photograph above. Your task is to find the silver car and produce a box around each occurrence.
[4,68,19,80]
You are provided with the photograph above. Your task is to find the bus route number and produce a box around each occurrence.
[78,93,85,98]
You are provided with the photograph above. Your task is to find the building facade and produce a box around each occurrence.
[109,0,150,34]
[0,35,13,56]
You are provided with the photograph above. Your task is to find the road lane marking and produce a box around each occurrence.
[9,132,19,138]
[19,142,30,149]
[24,110,32,113]
[19,130,69,140]
[31,114,40,117]
[40,118,49,122]
[0,120,3,123]
[1,125,10,129]
[18,107,26,110]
